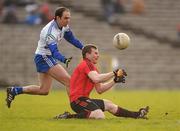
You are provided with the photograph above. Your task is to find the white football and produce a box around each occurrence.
[113,33,130,50]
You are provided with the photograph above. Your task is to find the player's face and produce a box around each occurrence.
[57,11,71,27]
[89,48,99,64]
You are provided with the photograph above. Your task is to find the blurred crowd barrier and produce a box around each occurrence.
[0,0,180,89]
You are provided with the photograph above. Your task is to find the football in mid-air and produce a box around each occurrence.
[113,33,130,50]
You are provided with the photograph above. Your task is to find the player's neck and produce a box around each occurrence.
[84,58,94,64]
[55,20,63,30]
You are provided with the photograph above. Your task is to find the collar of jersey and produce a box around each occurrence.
[84,58,92,63]
[54,20,62,30]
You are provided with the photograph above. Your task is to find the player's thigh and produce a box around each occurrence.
[91,98,105,111]
[70,97,102,113]
[38,72,53,90]
[47,64,70,83]
[71,97,105,119]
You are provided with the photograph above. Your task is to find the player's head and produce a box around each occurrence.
[82,44,99,64]
[54,7,70,27]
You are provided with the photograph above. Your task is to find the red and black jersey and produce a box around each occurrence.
[69,59,98,102]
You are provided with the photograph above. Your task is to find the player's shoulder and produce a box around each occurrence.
[83,59,96,70]
[78,60,86,67]
[75,60,97,72]
[75,60,86,70]
[43,20,59,38]
[42,20,54,30]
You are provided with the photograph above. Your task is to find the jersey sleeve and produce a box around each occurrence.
[47,42,66,63]
[64,29,84,50]
[45,33,57,45]
[45,32,66,63]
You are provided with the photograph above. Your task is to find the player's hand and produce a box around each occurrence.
[113,69,127,77]
[113,69,127,83]
[65,57,72,68]
[114,75,126,83]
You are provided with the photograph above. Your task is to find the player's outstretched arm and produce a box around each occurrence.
[48,42,71,66]
[95,75,126,94]
[94,69,127,94]
[64,30,84,49]
[88,71,114,83]
[95,80,115,94]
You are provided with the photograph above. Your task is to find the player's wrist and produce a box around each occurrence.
[64,58,67,64]
[64,57,72,68]
[114,75,126,83]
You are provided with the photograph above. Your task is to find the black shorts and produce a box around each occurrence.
[70,97,105,114]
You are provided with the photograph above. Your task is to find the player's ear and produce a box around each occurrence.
[56,16,60,20]
[86,52,91,58]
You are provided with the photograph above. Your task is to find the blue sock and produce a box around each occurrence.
[12,86,23,95]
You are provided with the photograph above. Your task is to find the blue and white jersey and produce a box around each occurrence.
[35,20,70,55]
[34,19,83,72]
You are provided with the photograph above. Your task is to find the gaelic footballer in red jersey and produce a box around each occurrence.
[54,44,149,119]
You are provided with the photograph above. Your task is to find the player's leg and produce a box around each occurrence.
[6,54,56,108]
[54,110,105,119]
[22,54,56,95]
[72,97,105,119]
[22,55,67,95]
[6,73,52,108]
[74,97,105,119]
[88,99,105,119]
[103,99,149,119]
[54,97,105,119]
[47,64,70,95]
[22,73,53,95]
[8,73,52,95]
[89,109,105,119]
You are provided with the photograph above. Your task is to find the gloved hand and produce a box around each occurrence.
[64,57,72,68]
[114,75,126,83]
[113,69,127,83]
[113,69,127,76]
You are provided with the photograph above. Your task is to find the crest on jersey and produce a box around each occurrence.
[46,34,56,42]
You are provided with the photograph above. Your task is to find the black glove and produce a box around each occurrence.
[114,75,126,83]
[113,69,127,83]
[64,57,72,68]
[113,69,127,76]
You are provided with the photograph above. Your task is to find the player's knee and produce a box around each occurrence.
[65,81,70,87]
[65,77,70,87]
[40,90,49,95]
[89,109,105,119]
[61,76,70,87]
[39,87,50,95]
[104,99,113,107]
[103,99,117,112]
[94,110,105,119]
[42,91,49,95]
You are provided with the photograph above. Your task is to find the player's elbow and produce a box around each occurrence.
[89,72,102,84]
[96,88,103,94]
[97,90,103,94]
[94,75,104,83]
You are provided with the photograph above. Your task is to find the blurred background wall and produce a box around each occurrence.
[0,0,180,89]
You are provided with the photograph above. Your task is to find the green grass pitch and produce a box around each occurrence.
[0,89,180,131]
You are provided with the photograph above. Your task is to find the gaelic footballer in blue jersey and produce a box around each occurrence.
[6,7,84,108]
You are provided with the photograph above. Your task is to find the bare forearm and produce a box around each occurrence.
[98,80,115,93]
[97,72,114,82]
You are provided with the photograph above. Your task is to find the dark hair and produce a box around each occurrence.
[54,7,70,20]
[82,44,97,59]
